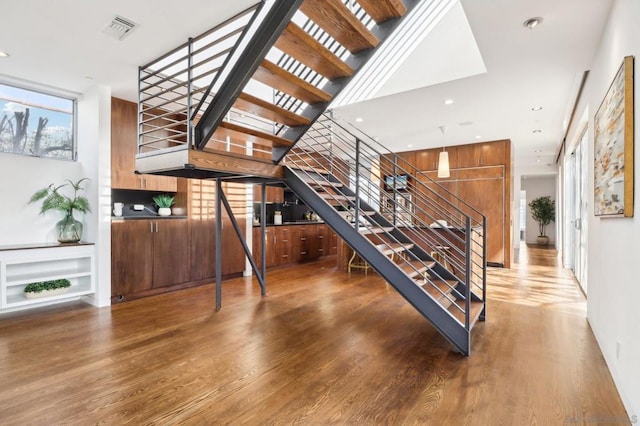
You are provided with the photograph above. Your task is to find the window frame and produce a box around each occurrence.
[0,80,78,161]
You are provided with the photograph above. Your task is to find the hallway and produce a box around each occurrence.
[0,247,629,424]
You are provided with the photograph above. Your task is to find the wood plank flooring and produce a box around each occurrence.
[0,246,629,424]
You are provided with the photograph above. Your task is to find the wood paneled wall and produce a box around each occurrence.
[386,140,513,268]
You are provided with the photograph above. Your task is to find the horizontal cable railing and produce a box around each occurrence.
[137,3,262,156]
[284,113,487,327]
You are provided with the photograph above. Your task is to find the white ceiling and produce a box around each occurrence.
[0,0,613,175]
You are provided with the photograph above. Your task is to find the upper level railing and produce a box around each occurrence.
[137,3,265,156]
[284,112,487,329]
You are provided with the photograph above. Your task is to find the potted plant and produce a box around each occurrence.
[24,279,71,299]
[153,194,175,216]
[529,196,555,245]
[29,178,91,243]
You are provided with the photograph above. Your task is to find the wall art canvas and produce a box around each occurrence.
[594,56,634,217]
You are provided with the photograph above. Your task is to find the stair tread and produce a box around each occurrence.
[338,210,376,217]
[447,300,484,327]
[419,278,457,301]
[218,121,293,148]
[234,92,311,127]
[300,0,379,54]
[357,0,407,24]
[358,226,393,234]
[275,23,354,80]
[398,260,434,278]
[375,242,414,256]
[253,60,332,105]
[301,178,344,188]
[319,193,356,201]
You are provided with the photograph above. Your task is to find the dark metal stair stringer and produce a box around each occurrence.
[284,167,471,355]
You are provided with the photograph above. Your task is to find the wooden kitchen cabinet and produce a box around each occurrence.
[189,219,216,281]
[253,185,284,203]
[111,219,189,302]
[221,218,247,276]
[152,220,190,288]
[275,226,293,266]
[111,97,177,192]
[111,220,153,301]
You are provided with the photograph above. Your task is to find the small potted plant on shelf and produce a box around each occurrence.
[24,279,71,299]
[529,195,555,245]
[29,178,91,243]
[153,194,175,216]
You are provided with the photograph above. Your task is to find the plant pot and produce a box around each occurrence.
[24,287,70,299]
[536,235,550,245]
[158,208,172,216]
[56,214,83,243]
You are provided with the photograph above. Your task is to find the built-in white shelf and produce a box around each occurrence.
[0,243,95,313]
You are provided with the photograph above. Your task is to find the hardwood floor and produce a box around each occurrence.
[0,248,629,424]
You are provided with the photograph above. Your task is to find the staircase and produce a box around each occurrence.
[283,113,486,355]
[133,0,487,354]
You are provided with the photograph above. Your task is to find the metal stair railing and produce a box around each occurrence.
[137,3,263,157]
[284,113,487,327]
[285,150,462,310]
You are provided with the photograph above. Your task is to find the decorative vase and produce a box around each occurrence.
[536,235,550,246]
[56,214,83,243]
[158,207,171,217]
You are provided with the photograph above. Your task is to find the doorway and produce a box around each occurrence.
[564,128,589,293]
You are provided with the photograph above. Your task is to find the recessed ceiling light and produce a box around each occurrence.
[443,99,454,105]
[0,50,9,58]
[533,129,542,133]
[523,17,543,29]
[531,106,542,111]
[355,117,364,123]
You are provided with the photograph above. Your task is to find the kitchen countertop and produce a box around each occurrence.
[111,216,188,221]
[253,221,325,227]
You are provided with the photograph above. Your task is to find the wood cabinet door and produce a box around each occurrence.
[111,98,139,190]
[316,225,330,257]
[111,220,153,301]
[153,220,190,288]
[190,219,216,281]
[298,226,319,262]
[276,226,293,266]
[221,218,246,276]
[111,98,177,191]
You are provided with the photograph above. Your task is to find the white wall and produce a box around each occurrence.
[0,84,111,307]
[76,85,112,307]
[562,0,640,418]
[521,176,557,245]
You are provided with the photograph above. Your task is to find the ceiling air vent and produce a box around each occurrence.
[101,15,138,41]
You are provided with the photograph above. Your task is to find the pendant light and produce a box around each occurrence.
[438,148,450,178]
[436,125,450,178]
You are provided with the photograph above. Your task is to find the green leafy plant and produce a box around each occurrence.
[29,178,91,217]
[529,196,555,237]
[24,279,71,293]
[153,194,175,209]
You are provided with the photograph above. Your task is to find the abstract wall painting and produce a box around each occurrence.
[594,56,634,217]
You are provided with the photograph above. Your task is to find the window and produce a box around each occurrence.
[0,82,76,160]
